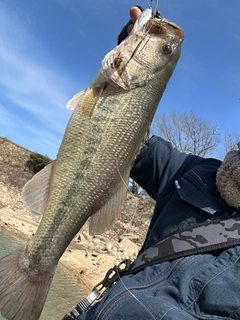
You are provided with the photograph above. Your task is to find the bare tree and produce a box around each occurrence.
[152,111,221,157]
[223,132,240,152]
[130,112,238,195]
[128,179,140,195]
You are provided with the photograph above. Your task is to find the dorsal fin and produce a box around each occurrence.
[66,90,86,110]
[66,82,107,118]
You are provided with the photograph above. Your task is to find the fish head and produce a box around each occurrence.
[102,14,184,90]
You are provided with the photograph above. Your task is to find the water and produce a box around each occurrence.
[0,228,89,320]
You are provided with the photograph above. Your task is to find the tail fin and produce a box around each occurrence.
[0,248,54,320]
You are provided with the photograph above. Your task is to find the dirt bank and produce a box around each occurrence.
[0,137,155,290]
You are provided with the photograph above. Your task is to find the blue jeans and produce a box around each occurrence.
[79,246,240,319]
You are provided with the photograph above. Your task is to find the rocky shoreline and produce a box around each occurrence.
[0,137,155,290]
[0,205,139,290]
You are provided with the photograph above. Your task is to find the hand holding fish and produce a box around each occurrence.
[117,6,143,45]
[127,6,143,34]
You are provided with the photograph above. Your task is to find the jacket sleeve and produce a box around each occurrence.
[130,136,188,200]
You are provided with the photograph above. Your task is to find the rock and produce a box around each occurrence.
[93,235,106,242]
[82,231,92,242]
[92,238,102,246]
[119,238,139,257]
[105,243,113,252]
[1,208,15,215]
[91,252,98,258]
[119,232,140,241]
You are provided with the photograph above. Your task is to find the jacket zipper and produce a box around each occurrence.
[191,169,226,206]
[97,256,188,320]
[191,169,208,189]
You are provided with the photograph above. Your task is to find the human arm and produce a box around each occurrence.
[130,136,188,199]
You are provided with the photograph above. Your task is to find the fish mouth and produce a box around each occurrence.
[148,18,184,42]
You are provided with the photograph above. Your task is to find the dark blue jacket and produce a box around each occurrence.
[130,136,235,254]
[77,136,238,320]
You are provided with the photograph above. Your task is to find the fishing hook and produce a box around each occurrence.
[149,0,161,18]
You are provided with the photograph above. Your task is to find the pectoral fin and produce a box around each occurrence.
[21,161,55,215]
[89,178,129,235]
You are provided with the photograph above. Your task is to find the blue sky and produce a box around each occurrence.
[0,0,239,159]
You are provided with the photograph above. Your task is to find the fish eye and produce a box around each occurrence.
[162,45,172,54]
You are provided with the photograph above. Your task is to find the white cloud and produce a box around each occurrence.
[0,15,76,113]
[0,1,83,158]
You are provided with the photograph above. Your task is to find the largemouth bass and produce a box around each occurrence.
[0,10,184,320]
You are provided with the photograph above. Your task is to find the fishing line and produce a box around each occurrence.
[113,97,144,244]
[125,23,152,67]
[115,267,157,320]
[114,125,142,237]
[154,0,159,16]
[114,100,145,189]
[102,10,159,317]
[115,8,161,187]
[150,0,159,16]
[114,31,152,186]
[114,20,152,233]
[121,198,138,236]
[112,15,158,315]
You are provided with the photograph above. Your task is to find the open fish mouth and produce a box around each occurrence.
[147,17,184,42]
[162,19,184,41]
[101,13,184,90]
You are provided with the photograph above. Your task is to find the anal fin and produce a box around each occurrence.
[89,179,128,235]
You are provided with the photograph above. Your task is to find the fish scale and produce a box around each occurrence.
[28,47,177,269]
[0,13,184,320]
